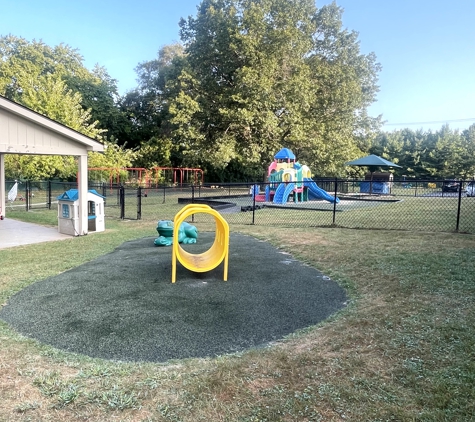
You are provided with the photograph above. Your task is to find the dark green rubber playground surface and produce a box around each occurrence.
[0,233,347,363]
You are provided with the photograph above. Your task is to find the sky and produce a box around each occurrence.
[1,0,474,132]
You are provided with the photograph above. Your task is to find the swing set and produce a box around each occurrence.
[88,167,204,189]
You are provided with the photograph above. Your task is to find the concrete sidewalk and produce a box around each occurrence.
[0,218,71,249]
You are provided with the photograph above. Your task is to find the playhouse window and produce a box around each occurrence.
[62,204,70,218]
[88,201,95,216]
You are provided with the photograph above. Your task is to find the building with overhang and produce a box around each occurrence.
[0,95,104,235]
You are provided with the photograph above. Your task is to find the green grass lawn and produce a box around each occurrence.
[1,208,474,421]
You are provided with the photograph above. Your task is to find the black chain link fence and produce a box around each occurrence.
[5,179,475,234]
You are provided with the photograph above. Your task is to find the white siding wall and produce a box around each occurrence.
[0,110,86,155]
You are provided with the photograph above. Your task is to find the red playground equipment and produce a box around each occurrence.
[88,167,204,188]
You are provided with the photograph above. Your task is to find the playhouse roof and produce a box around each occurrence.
[274,148,296,160]
[57,189,105,202]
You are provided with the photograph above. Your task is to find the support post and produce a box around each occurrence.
[0,154,5,219]
[25,181,30,211]
[456,180,463,232]
[252,184,256,225]
[120,185,125,219]
[333,178,338,225]
[102,182,107,205]
[137,186,142,220]
[191,185,195,223]
[77,154,89,235]
[48,180,52,209]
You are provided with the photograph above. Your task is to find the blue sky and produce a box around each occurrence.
[1,0,474,132]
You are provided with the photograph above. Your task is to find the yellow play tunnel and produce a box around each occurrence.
[172,204,230,283]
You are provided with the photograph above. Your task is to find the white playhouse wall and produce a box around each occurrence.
[58,191,105,236]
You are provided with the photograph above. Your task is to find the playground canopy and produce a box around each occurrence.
[345,154,402,172]
[345,154,401,194]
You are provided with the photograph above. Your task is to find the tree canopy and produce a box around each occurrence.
[0,35,135,179]
[369,125,475,179]
[0,36,104,139]
[2,2,475,182]
[164,0,382,177]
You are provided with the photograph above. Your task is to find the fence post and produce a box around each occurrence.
[252,184,256,225]
[191,185,195,223]
[102,182,107,206]
[120,185,125,219]
[47,180,52,210]
[25,181,30,211]
[332,178,338,225]
[456,180,463,232]
[102,182,107,207]
[137,186,142,220]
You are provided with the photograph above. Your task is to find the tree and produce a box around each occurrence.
[65,64,128,141]
[0,35,108,179]
[307,3,382,175]
[88,141,137,171]
[461,124,475,178]
[369,125,475,179]
[370,129,425,177]
[0,35,127,141]
[119,43,188,160]
[5,155,78,180]
[424,126,466,179]
[166,0,381,178]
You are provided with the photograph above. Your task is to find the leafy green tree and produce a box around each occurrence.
[370,129,426,177]
[423,126,465,178]
[133,137,174,168]
[461,124,475,178]
[370,125,475,179]
[65,64,128,141]
[0,64,106,179]
[305,3,382,175]
[5,155,78,180]
[0,35,126,140]
[117,43,190,171]
[166,0,381,178]
[0,35,108,179]
[88,141,136,169]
